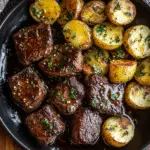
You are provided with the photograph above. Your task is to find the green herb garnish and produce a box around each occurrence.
[72,33,76,39]
[47,62,52,68]
[110,93,118,100]
[145,35,150,42]
[115,36,120,43]
[96,24,106,35]
[68,66,74,71]
[30,81,35,88]
[70,88,76,99]
[124,12,132,16]
[135,71,146,76]
[92,98,98,105]
[56,91,61,96]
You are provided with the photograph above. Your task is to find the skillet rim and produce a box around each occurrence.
[0,0,150,150]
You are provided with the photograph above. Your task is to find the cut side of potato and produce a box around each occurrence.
[83,47,109,75]
[63,20,92,50]
[124,25,150,59]
[81,0,107,25]
[30,0,61,24]
[134,58,150,86]
[102,116,135,148]
[109,59,137,83]
[58,0,84,25]
[93,22,124,50]
[106,0,136,25]
[125,82,150,109]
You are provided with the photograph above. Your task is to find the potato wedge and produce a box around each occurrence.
[58,0,84,25]
[109,60,137,83]
[134,58,150,86]
[63,20,92,50]
[93,22,124,50]
[81,0,107,25]
[106,0,136,25]
[83,47,109,75]
[30,0,61,24]
[124,25,150,59]
[102,116,135,148]
[125,82,150,109]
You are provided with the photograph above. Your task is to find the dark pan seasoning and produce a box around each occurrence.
[0,0,150,150]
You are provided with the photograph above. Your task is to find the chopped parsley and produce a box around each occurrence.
[96,24,106,35]
[68,66,74,71]
[110,92,118,100]
[72,33,76,39]
[55,91,61,96]
[124,12,132,16]
[70,88,76,99]
[135,71,146,76]
[98,48,103,57]
[93,64,101,74]
[30,81,35,88]
[41,119,53,131]
[115,36,120,43]
[92,98,98,105]
[47,62,52,68]
[103,33,107,38]
[115,47,123,58]
[67,105,75,112]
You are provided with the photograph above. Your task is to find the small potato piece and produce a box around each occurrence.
[63,20,92,50]
[58,0,84,25]
[106,0,136,26]
[83,47,109,75]
[93,22,124,50]
[134,58,150,86]
[102,116,135,148]
[109,60,137,83]
[125,82,150,109]
[81,1,107,25]
[124,25,150,59]
[30,0,61,24]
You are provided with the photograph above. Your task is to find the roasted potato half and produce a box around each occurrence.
[81,0,107,26]
[58,0,84,25]
[102,116,135,148]
[124,25,150,59]
[125,82,150,109]
[63,20,92,50]
[106,0,136,26]
[30,0,61,24]
[109,60,137,83]
[134,58,150,86]
[93,22,124,50]
[83,47,109,75]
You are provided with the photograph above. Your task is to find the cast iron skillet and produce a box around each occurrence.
[0,0,150,150]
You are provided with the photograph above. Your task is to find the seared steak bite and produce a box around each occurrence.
[71,108,102,145]
[13,23,53,65]
[39,44,83,77]
[86,74,124,116]
[25,105,65,146]
[50,76,85,115]
[8,67,47,112]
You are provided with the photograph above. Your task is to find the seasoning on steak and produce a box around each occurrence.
[49,76,85,115]
[39,44,83,77]
[86,74,124,116]
[25,105,65,146]
[8,67,47,112]
[13,23,53,65]
[71,108,102,145]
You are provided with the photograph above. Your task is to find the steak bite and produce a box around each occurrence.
[86,74,124,116]
[71,108,102,145]
[39,44,83,77]
[13,23,53,65]
[25,105,65,146]
[8,67,47,112]
[50,76,85,115]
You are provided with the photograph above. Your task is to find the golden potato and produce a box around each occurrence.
[58,0,84,25]
[102,116,135,148]
[93,22,124,50]
[124,25,150,59]
[106,0,136,25]
[63,20,92,50]
[30,0,61,24]
[125,82,150,109]
[81,0,107,25]
[134,58,150,86]
[83,47,109,75]
[109,60,137,83]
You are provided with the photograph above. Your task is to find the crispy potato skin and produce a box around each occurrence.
[58,0,84,25]
[102,117,135,148]
[63,20,92,50]
[125,82,150,109]
[81,1,107,25]
[93,22,124,50]
[124,25,150,59]
[83,47,109,75]
[106,0,136,25]
[109,60,137,83]
[134,58,150,86]
[30,0,61,24]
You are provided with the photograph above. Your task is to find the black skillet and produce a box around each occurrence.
[0,0,150,150]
